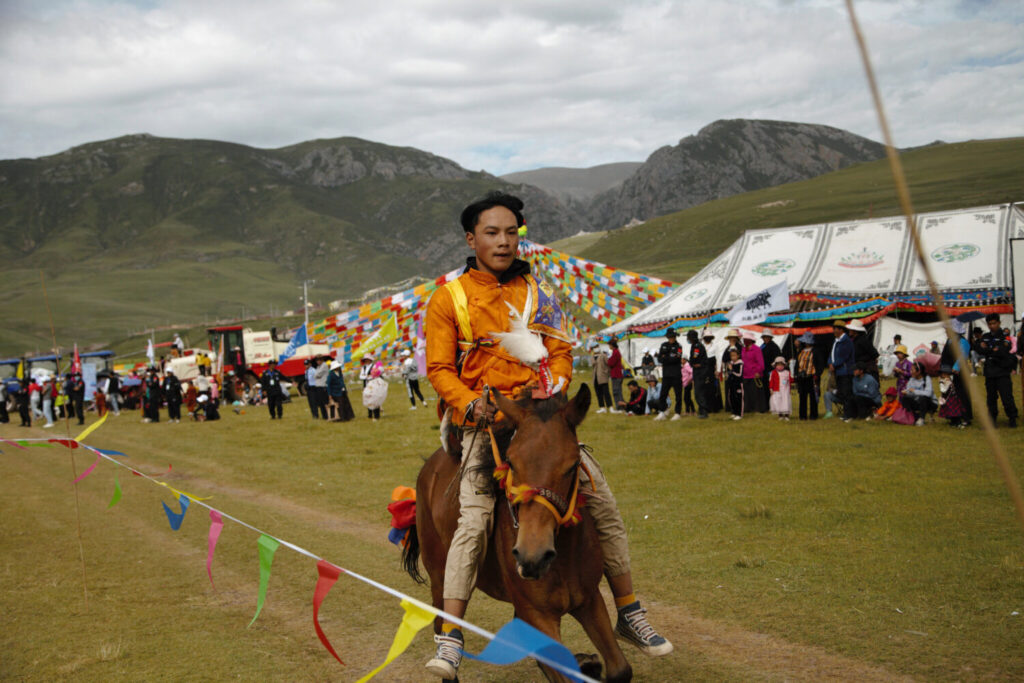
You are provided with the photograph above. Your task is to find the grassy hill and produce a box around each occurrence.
[578,138,1024,282]
[0,134,582,355]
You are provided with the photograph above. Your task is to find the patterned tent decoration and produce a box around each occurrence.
[303,238,676,370]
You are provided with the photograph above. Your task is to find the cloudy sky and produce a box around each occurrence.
[1,0,1021,174]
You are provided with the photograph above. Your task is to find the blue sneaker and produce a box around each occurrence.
[615,602,673,656]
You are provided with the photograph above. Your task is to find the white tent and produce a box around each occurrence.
[604,203,1024,336]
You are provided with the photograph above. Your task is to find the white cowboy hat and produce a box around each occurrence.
[329,360,341,370]
[846,320,867,333]
[741,330,758,342]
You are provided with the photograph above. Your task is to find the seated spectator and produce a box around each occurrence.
[644,375,670,415]
[874,387,899,420]
[901,361,937,426]
[619,379,647,416]
[851,362,882,420]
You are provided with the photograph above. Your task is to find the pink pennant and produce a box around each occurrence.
[0,438,27,450]
[206,509,224,588]
[73,452,102,484]
[313,560,345,665]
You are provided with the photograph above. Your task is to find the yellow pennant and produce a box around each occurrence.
[74,413,108,442]
[356,599,435,682]
[157,481,213,502]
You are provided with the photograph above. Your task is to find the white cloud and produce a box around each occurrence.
[0,0,1021,173]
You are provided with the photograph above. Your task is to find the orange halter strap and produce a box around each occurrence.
[486,425,590,527]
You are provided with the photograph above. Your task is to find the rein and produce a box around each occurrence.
[486,425,590,528]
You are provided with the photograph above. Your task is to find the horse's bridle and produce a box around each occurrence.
[486,424,591,528]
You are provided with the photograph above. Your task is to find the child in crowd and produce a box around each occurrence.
[874,387,899,420]
[768,356,791,420]
[725,348,744,420]
[891,345,913,394]
[680,357,695,415]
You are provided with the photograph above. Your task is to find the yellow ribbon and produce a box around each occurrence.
[356,599,435,682]
[74,413,108,442]
[157,481,212,502]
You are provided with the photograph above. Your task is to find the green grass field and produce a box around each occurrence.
[3,372,1023,681]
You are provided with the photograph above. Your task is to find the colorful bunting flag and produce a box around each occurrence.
[107,474,122,509]
[74,413,107,442]
[207,510,224,589]
[465,618,585,681]
[249,534,280,627]
[73,451,102,484]
[355,599,435,682]
[161,494,190,531]
[312,560,345,665]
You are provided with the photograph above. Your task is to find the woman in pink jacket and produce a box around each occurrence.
[741,331,766,413]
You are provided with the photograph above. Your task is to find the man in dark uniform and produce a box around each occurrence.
[977,313,1018,427]
[143,367,161,423]
[654,328,683,421]
[687,330,710,419]
[848,320,880,381]
[162,369,183,423]
[68,372,86,425]
[759,332,782,412]
[261,363,285,419]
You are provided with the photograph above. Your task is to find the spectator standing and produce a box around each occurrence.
[358,356,373,388]
[977,312,1018,427]
[142,368,161,423]
[741,331,766,414]
[327,360,355,422]
[769,356,792,420]
[401,350,427,409]
[15,379,31,427]
[847,320,879,381]
[0,379,8,423]
[680,358,695,415]
[173,333,185,356]
[41,377,55,428]
[68,372,86,425]
[940,320,973,428]
[311,357,330,419]
[829,320,855,422]
[607,338,625,412]
[701,331,723,413]
[305,359,318,418]
[720,329,742,413]
[794,332,818,420]
[163,369,183,423]
[654,328,684,421]
[362,365,388,421]
[591,342,613,413]
[104,372,122,416]
[725,348,744,420]
[260,365,285,419]
[686,330,710,419]
[759,332,782,411]
[29,378,43,421]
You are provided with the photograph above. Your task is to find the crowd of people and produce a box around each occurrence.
[588,313,1022,429]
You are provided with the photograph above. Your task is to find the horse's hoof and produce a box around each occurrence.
[575,653,602,679]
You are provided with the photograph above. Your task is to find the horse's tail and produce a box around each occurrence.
[401,525,426,584]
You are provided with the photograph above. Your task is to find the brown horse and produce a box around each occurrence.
[403,383,632,682]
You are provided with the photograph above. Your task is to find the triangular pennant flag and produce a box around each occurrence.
[48,438,79,449]
[0,438,27,450]
[107,474,122,508]
[74,413,107,442]
[161,494,190,530]
[206,510,224,589]
[72,451,102,484]
[355,599,435,682]
[312,560,345,665]
[249,535,280,627]
[465,618,584,681]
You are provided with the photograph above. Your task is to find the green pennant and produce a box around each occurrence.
[107,474,122,509]
[248,535,280,627]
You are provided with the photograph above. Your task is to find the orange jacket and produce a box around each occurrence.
[426,265,573,424]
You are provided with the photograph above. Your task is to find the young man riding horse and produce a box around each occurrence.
[423,191,672,679]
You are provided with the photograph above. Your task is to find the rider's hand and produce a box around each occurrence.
[472,396,496,423]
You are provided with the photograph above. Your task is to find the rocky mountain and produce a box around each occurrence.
[586,119,889,230]
[500,162,642,209]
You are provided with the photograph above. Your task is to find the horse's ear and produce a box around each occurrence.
[563,383,591,428]
[489,387,527,424]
